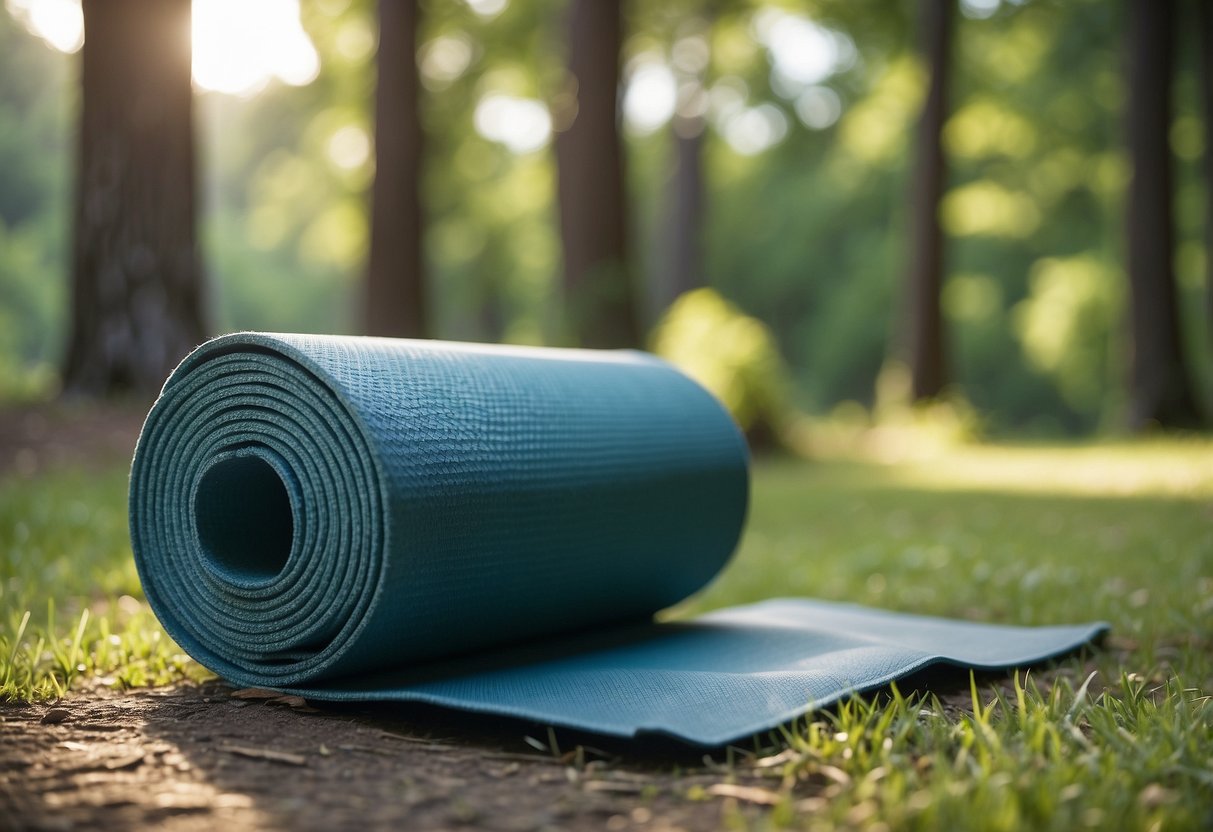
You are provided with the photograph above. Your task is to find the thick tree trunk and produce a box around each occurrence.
[366,0,427,338]
[63,0,206,396]
[1125,0,1203,429]
[660,119,705,312]
[554,0,641,348]
[898,0,952,401]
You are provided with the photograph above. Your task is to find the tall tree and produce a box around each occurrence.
[658,15,713,317]
[554,0,642,348]
[63,0,206,396]
[896,0,952,402]
[1125,0,1203,429]
[660,122,705,313]
[1198,0,1213,350]
[366,0,427,339]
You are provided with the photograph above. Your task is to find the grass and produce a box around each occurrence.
[0,466,204,698]
[2,439,1211,829]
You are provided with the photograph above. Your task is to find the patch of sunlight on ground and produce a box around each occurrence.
[791,405,1213,499]
[884,440,1213,498]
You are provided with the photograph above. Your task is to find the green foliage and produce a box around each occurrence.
[652,287,792,441]
[1012,254,1123,418]
[199,0,377,336]
[0,468,205,699]
[1,0,1210,432]
[0,10,70,398]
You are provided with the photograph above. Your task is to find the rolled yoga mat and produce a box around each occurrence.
[130,333,1107,745]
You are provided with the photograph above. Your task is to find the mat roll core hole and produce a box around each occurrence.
[194,454,294,582]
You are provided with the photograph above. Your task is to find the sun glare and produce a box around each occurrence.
[6,0,320,96]
[473,93,551,154]
[6,0,82,52]
[191,0,319,96]
[623,56,677,135]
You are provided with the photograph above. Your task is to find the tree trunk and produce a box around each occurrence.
[63,0,206,396]
[660,117,706,313]
[554,0,641,348]
[1199,0,1213,352]
[366,0,427,338]
[1125,0,1203,429]
[898,0,952,401]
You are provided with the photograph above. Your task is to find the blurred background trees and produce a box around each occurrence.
[0,0,1210,434]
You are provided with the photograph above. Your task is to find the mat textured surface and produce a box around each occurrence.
[129,333,1106,744]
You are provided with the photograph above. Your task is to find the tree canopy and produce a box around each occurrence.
[0,0,1210,433]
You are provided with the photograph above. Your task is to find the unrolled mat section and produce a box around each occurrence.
[130,333,1106,745]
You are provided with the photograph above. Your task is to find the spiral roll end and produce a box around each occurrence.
[129,334,388,687]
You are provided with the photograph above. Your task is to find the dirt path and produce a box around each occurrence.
[0,680,797,831]
[0,400,149,477]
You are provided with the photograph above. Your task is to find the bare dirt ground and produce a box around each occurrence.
[0,680,794,832]
[0,400,149,478]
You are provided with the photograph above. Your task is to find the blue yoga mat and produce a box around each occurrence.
[129,333,1106,745]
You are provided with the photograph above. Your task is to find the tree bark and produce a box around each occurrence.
[660,117,706,313]
[366,0,427,338]
[63,0,206,396]
[1198,0,1213,352]
[554,0,641,348]
[1125,0,1203,429]
[898,0,952,401]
